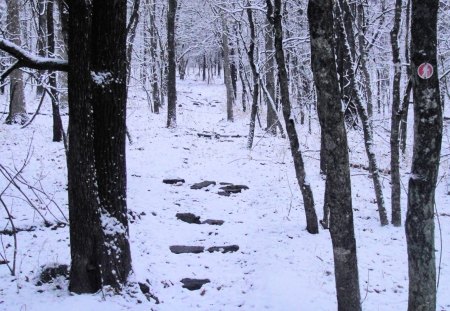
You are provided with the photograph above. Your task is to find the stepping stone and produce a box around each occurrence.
[181,278,210,291]
[207,245,239,253]
[202,219,224,226]
[176,212,201,224]
[219,185,249,194]
[190,181,216,190]
[163,178,185,185]
[170,245,205,254]
[218,191,231,197]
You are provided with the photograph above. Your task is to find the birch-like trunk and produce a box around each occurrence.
[221,17,234,122]
[336,0,388,226]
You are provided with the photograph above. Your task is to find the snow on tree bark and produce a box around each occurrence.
[267,0,318,234]
[308,0,361,309]
[406,0,442,310]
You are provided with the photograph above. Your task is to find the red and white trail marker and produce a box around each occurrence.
[417,62,434,79]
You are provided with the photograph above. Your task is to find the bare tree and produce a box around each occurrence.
[267,0,319,234]
[390,0,402,226]
[406,0,442,309]
[5,0,28,125]
[167,0,177,127]
[308,0,361,309]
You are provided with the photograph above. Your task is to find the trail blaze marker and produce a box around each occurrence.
[417,62,433,79]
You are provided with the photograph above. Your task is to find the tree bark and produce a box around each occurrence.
[267,0,318,234]
[246,5,259,150]
[6,0,28,125]
[400,0,412,155]
[37,0,47,97]
[336,0,389,226]
[148,0,161,114]
[68,0,131,293]
[166,0,177,127]
[221,17,234,122]
[308,1,361,309]
[390,0,403,226]
[47,0,63,142]
[264,24,277,136]
[406,0,442,309]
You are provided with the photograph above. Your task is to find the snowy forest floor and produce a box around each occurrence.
[0,75,450,311]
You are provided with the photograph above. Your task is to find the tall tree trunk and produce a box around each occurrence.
[221,17,234,122]
[68,0,131,293]
[406,0,442,309]
[336,0,389,226]
[308,1,361,309]
[400,0,412,154]
[265,24,277,136]
[267,0,318,234]
[148,0,161,114]
[334,0,358,126]
[126,0,141,84]
[47,0,63,142]
[390,0,403,226]
[6,0,28,125]
[37,0,47,97]
[356,2,373,127]
[166,0,177,127]
[246,5,259,150]
[56,0,68,106]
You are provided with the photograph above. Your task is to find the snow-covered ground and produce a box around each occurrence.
[0,75,449,310]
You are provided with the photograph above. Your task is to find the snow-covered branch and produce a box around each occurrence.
[0,38,68,81]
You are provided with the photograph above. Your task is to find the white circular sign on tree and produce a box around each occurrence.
[417,62,434,79]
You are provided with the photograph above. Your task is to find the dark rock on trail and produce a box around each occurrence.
[190,180,216,190]
[181,278,210,290]
[169,245,205,254]
[176,212,201,224]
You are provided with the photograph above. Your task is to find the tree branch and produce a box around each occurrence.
[0,38,68,81]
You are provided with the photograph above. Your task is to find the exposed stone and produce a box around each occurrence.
[218,191,230,197]
[190,181,216,190]
[163,178,185,185]
[202,219,224,226]
[39,264,69,284]
[219,185,249,194]
[169,245,205,254]
[207,245,239,253]
[176,213,201,224]
[181,278,210,290]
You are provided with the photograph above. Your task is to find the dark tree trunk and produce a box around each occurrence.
[221,17,234,122]
[68,0,131,293]
[202,54,207,81]
[265,24,277,136]
[390,0,402,226]
[400,0,412,155]
[6,0,28,125]
[308,1,361,309]
[37,0,47,97]
[167,0,177,128]
[47,0,63,142]
[267,0,319,234]
[336,0,389,226]
[149,0,161,114]
[406,0,442,309]
[67,0,102,293]
[246,5,259,150]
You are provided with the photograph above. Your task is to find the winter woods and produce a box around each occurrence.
[0,0,449,310]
